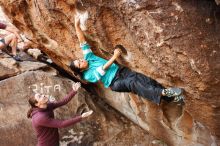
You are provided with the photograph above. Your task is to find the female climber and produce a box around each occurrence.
[70,16,184,105]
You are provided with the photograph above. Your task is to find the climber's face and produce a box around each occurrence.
[74,59,88,71]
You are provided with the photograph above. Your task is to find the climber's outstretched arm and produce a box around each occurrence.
[74,16,86,44]
[103,49,121,70]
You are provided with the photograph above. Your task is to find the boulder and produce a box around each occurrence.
[0,0,219,145]
[0,52,49,80]
[0,70,157,146]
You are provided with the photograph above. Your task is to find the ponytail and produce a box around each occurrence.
[27,108,34,118]
[27,95,38,118]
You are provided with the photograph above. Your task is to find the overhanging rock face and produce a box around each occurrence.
[0,0,219,145]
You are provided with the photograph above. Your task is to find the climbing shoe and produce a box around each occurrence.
[174,94,185,105]
[13,55,22,62]
[163,87,182,97]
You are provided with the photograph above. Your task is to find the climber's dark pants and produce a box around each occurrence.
[110,67,165,104]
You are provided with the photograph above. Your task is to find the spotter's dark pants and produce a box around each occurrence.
[110,67,168,104]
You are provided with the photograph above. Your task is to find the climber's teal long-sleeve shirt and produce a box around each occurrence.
[81,42,119,88]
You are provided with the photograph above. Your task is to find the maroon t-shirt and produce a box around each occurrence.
[31,90,82,146]
[0,23,6,29]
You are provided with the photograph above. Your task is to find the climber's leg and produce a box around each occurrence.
[110,67,163,104]
[129,69,184,103]
[110,67,184,104]
[10,35,18,56]
[0,34,23,61]
[135,72,184,103]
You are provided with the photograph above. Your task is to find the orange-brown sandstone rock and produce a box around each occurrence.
[0,0,219,145]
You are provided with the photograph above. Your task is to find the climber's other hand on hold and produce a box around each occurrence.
[113,48,122,58]
[114,44,127,55]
